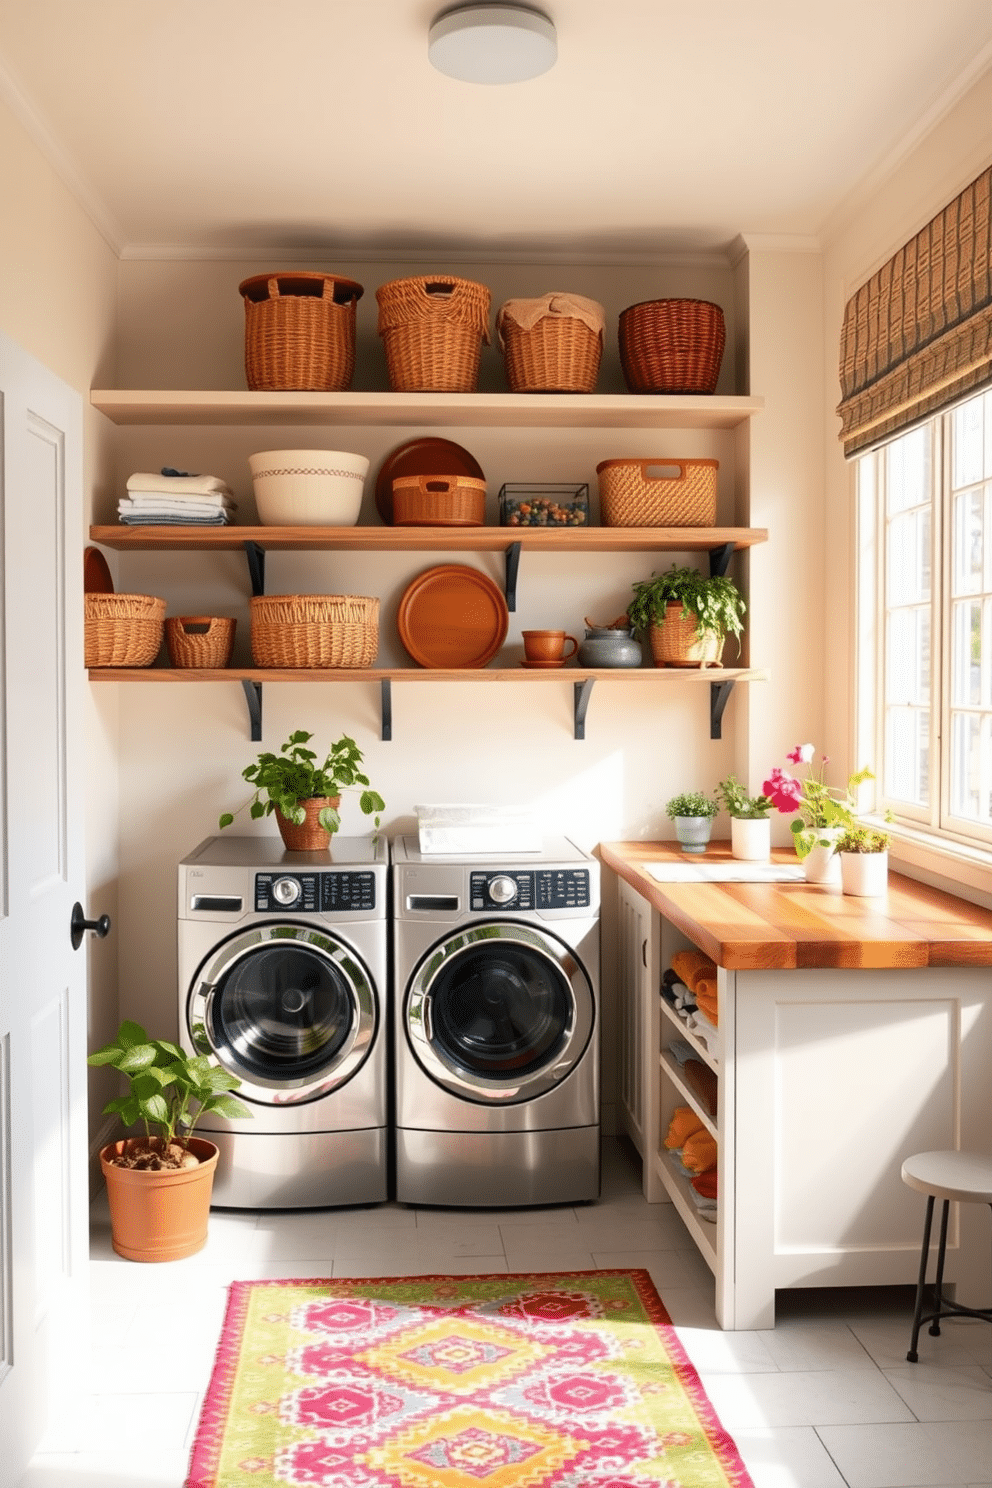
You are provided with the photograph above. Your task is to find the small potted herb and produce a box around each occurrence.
[665,790,719,854]
[833,825,891,897]
[220,729,385,852]
[628,564,746,668]
[715,774,773,861]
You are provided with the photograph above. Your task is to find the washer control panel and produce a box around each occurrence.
[470,868,590,912]
[254,871,376,913]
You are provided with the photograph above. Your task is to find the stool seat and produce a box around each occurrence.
[902,1150,992,1204]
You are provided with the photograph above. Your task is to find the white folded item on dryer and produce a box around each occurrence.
[126,471,234,497]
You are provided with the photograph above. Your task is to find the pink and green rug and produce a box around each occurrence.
[186,1270,753,1488]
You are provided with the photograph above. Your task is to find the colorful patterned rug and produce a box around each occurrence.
[186,1270,754,1488]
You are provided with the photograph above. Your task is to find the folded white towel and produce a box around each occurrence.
[118,499,236,521]
[126,471,233,497]
[120,494,236,515]
[119,513,231,526]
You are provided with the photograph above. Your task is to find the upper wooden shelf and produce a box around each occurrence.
[89,389,764,430]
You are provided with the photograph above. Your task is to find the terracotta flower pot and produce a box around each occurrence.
[275,795,340,852]
[99,1136,219,1262]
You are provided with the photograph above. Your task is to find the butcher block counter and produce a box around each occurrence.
[598,840,992,1329]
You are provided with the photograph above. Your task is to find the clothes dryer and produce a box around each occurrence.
[178,834,388,1208]
[391,835,600,1207]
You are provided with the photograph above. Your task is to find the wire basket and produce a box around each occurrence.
[375,276,491,391]
[596,458,718,527]
[619,299,726,394]
[84,594,166,667]
[165,616,236,669]
[250,594,379,669]
[497,303,603,393]
[239,272,364,391]
[391,474,486,526]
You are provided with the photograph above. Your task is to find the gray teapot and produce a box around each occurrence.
[577,617,642,669]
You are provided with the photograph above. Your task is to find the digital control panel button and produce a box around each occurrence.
[536,868,590,909]
[470,871,535,911]
[254,871,376,913]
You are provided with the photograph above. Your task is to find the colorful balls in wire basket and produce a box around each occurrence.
[248,449,370,526]
[84,593,165,668]
[250,594,379,669]
[165,616,236,669]
[619,298,726,394]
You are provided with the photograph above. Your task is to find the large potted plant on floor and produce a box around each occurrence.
[220,728,385,851]
[88,1020,251,1262]
[627,563,746,668]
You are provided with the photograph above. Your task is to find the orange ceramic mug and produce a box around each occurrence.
[522,629,579,663]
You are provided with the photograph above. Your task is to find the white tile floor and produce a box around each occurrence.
[18,1137,992,1488]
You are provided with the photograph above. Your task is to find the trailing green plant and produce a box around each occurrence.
[715,774,773,819]
[627,564,746,650]
[219,729,385,836]
[833,826,891,855]
[88,1019,251,1157]
[665,790,719,820]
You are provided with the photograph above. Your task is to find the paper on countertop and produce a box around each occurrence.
[647,860,805,883]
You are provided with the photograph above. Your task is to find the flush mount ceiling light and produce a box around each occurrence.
[428,4,557,84]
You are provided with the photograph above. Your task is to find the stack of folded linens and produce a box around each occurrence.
[118,468,236,525]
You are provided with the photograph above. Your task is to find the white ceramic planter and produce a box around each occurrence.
[840,850,888,897]
[799,826,845,884]
[731,815,771,861]
[673,816,713,854]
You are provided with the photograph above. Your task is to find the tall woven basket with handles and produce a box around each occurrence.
[597,458,718,527]
[239,272,364,391]
[619,299,726,394]
[250,594,379,669]
[376,276,491,392]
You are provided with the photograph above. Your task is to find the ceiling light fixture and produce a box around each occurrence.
[428,4,557,84]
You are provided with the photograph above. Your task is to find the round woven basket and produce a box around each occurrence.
[648,605,725,668]
[239,272,364,391]
[499,315,602,393]
[165,616,236,669]
[391,474,486,526]
[84,594,166,667]
[275,797,340,852]
[250,594,379,669]
[376,276,491,392]
[619,299,726,394]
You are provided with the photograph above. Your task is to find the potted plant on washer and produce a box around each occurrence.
[833,825,891,897]
[88,1019,251,1262]
[665,790,719,854]
[219,729,385,851]
[627,564,746,668]
[714,774,774,861]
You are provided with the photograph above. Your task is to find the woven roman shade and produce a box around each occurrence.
[836,163,992,456]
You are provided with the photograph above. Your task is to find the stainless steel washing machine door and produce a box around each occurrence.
[405,921,594,1104]
[187,923,377,1105]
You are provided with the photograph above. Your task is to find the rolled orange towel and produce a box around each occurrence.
[664,1106,704,1150]
[670,949,716,992]
[694,985,719,1025]
[681,1128,718,1174]
[692,1168,718,1199]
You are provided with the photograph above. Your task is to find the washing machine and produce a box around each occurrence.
[391,834,600,1208]
[178,834,389,1209]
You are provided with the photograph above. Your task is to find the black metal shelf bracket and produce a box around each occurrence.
[574,678,594,740]
[504,541,522,611]
[242,680,263,741]
[381,679,392,742]
[244,540,266,596]
[708,541,735,578]
[710,679,734,739]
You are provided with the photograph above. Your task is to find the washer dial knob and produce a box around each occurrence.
[272,876,302,906]
[488,874,518,904]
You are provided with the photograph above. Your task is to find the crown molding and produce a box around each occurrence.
[118,239,739,269]
[728,233,823,266]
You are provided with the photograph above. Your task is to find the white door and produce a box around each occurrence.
[0,332,89,1484]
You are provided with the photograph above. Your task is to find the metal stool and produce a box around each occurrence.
[901,1150,992,1363]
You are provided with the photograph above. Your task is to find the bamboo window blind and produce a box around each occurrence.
[836,163,992,456]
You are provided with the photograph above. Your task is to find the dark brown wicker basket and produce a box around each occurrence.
[239,272,364,391]
[619,299,726,394]
[376,276,491,392]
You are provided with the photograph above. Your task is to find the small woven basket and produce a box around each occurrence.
[497,312,602,393]
[165,616,236,669]
[597,458,718,527]
[239,272,364,391]
[619,299,726,394]
[376,276,491,392]
[84,594,165,667]
[391,474,486,526]
[648,606,725,668]
[250,594,379,669]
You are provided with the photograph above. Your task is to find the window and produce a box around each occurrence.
[857,385,992,851]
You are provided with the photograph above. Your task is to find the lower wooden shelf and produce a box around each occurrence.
[653,1150,718,1271]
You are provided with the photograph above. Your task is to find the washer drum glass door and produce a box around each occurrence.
[188,923,377,1105]
[406,921,594,1103]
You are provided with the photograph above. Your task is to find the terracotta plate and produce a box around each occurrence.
[398,564,508,669]
[84,545,114,594]
[375,437,485,525]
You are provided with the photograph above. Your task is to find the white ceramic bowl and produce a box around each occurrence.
[248,448,370,526]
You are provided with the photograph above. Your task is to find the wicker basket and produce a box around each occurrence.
[84,594,166,668]
[496,300,603,393]
[648,606,725,668]
[165,616,236,669]
[597,458,718,527]
[619,299,726,394]
[391,474,486,526]
[239,272,364,391]
[250,594,379,669]
[376,276,491,392]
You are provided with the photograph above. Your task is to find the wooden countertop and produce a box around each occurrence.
[598,840,992,971]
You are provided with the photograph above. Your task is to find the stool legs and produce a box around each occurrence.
[907,1194,937,1363]
[907,1198,992,1363]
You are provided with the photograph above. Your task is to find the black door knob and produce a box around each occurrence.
[70,902,112,951]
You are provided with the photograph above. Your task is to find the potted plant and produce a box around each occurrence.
[219,729,385,851]
[88,1019,251,1262]
[833,825,891,896]
[665,790,719,854]
[762,744,874,883]
[715,774,773,861]
[627,564,746,668]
